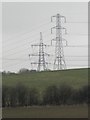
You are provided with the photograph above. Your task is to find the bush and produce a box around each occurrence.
[43,85,59,105]
[9,87,18,107]
[58,84,74,105]
[2,86,12,107]
[70,85,88,104]
[14,83,27,106]
[2,84,39,107]
[26,88,39,106]
[18,68,29,74]
[2,86,8,107]
[2,84,89,107]
[78,85,88,104]
[88,85,90,104]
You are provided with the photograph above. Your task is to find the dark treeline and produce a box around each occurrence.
[2,84,89,107]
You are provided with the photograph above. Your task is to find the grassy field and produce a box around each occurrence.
[2,68,88,92]
[2,105,88,118]
[2,68,88,118]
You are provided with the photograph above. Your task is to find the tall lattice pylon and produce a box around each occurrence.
[29,32,50,71]
[51,13,67,70]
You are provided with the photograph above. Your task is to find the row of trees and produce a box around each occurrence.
[2,84,89,107]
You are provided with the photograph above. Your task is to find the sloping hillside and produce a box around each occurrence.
[2,68,88,92]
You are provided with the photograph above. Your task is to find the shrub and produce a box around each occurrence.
[78,85,88,104]
[14,83,27,106]
[58,84,74,105]
[2,84,89,107]
[26,88,39,106]
[43,85,59,105]
[2,86,11,107]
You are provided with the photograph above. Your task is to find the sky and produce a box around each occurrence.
[2,2,88,72]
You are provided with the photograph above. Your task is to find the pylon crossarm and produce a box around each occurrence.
[44,53,50,56]
[61,27,67,34]
[31,44,40,47]
[51,27,56,34]
[30,54,39,56]
[31,62,38,64]
[45,62,51,64]
[43,43,50,47]
[51,38,57,45]
[62,38,68,46]
[60,16,66,23]
[51,15,56,22]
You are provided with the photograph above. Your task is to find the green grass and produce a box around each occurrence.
[2,105,88,118]
[2,68,88,92]
[2,68,88,118]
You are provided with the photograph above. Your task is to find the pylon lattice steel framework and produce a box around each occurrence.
[51,13,67,70]
[29,32,50,71]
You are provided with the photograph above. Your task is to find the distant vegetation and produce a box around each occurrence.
[2,83,89,107]
[2,68,89,107]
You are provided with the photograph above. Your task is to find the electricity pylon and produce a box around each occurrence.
[51,13,67,70]
[29,32,50,71]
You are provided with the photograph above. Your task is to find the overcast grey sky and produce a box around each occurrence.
[2,2,88,72]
